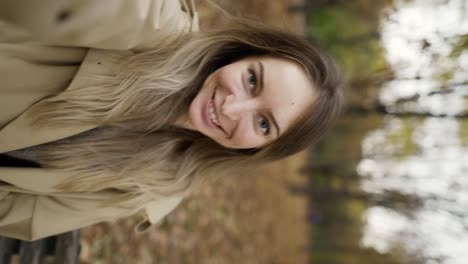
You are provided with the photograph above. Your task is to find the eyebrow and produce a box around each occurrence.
[258,61,280,137]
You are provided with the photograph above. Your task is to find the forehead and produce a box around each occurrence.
[249,56,316,133]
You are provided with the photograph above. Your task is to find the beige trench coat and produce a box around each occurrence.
[0,0,199,241]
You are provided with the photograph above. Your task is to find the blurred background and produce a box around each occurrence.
[80,0,468,263]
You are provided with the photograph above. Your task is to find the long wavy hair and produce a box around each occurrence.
[11,21,343,204]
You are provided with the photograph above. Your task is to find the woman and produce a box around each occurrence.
[0,0,343,240]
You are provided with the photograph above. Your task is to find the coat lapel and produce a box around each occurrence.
[0,109,95,153]
[0,167,73,193]
[0,49,116,153]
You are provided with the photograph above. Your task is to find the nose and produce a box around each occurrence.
[221,94,259,121]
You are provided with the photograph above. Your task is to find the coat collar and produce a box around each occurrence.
[0,167,75,193]
[0,49,111,153]
[0,110,96,153]
[181,0,199,32]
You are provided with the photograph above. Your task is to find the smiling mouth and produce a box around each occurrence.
[208,88,225,133]
[209,100,220,126]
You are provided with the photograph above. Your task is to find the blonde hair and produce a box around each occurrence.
[12,20,343,203]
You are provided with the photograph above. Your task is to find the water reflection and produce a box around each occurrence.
[358,0,468,262]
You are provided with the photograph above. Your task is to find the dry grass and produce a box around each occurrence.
[80,1,309,263]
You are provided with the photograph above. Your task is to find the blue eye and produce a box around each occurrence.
[248,71,257,89]
[258,116,270,135]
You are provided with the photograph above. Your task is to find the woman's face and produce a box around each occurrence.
[177,56,316,149]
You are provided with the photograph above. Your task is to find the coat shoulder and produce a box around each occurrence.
[0,0,200,50]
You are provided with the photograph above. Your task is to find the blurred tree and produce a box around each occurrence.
[305,0,393,111]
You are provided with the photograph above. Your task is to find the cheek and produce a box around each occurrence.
[211,127,265,149]
[229,123,265,149]
[201,73,217,92]
[216,67,239,88]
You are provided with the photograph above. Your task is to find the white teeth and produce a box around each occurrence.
[209,100,220,126]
